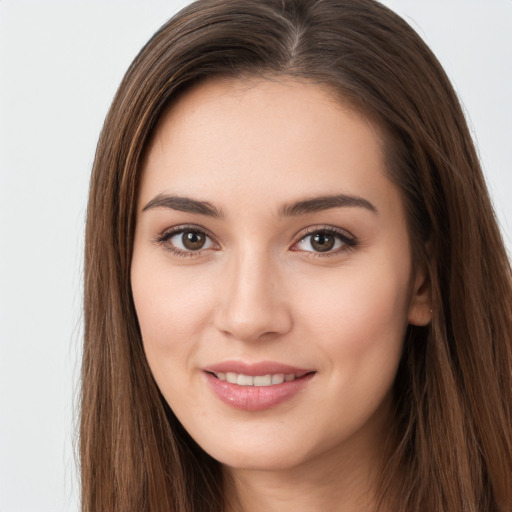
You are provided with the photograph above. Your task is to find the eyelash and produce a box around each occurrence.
[154,224,357,258]
[154,224,218,258]
[292,226,358,257]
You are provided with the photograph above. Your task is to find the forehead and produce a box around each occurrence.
[139,77,399,216]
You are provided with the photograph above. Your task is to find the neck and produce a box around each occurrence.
[224,461,378,512]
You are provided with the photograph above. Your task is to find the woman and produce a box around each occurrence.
[81,0,512,510]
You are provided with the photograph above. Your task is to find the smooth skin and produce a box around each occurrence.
[131,78,431,512]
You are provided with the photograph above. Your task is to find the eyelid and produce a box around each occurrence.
[290,225,357,255]
[153,223,357,258]
[154,224,220,256]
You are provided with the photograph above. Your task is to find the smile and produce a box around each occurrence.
[203,362,316,411]
[213,372,297,386]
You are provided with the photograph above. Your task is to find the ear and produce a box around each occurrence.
[408,259,432,326]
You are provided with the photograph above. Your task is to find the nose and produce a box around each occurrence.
[214,250,293,342]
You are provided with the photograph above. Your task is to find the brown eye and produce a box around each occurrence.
[159,227,215,254]
[182,230,206,250]
[310,233,335,252]
[294,228,355,255]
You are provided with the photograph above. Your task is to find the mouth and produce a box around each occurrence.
[203,362,316,411]
[208,371,308,386]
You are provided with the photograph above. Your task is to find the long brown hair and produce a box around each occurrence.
[81,1,512,510]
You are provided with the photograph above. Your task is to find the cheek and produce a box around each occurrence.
[296,268,410,437]
[131,255,215,378]
[294,260,411,380]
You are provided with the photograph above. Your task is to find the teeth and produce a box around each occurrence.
[226,372,238,384]
[215,372,295,386]
[237,374,254,386]
[253,375,272,386]
[271,374,284,385]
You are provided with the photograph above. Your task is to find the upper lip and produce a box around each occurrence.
[202,360,314,377]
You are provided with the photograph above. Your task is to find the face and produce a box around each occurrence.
[131,78,430,474]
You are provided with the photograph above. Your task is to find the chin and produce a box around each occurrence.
[214,445,312,472]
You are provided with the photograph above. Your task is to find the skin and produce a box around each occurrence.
[131,78,431,511]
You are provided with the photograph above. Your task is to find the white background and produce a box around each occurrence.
[0,1,510,511]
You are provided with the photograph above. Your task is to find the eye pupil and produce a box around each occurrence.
[182,231,205,250]
[311,233,335,252]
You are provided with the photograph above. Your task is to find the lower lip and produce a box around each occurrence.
[204,372,315,411]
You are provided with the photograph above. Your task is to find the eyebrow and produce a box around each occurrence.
[142,194,223,218]
[142,193,377,218]
[278,194,378,216]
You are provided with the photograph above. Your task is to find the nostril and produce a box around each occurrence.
[215,311,293,342]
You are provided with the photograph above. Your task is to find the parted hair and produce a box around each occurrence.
[81,0,512,510]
